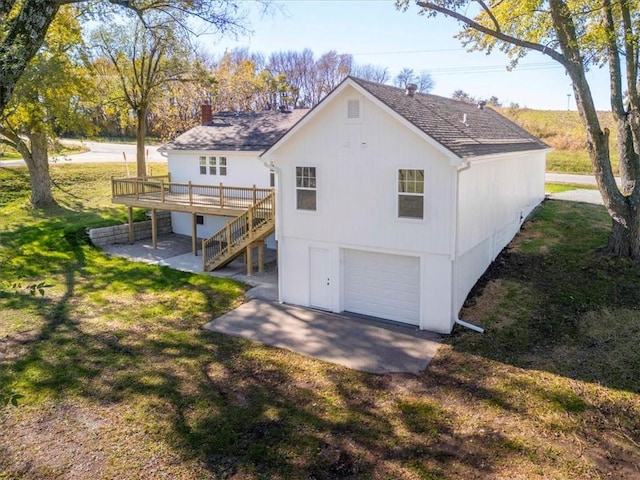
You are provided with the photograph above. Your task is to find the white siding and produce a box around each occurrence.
[273,85,456,255]
[269,82,545,334]
[278,238,454,332]
[171,212,234,239]
[452,150,546,317]
[167,150,270,188]
[456,151,545,257]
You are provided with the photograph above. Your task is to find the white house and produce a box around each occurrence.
[261,77,549,334]
[159,107,308,246]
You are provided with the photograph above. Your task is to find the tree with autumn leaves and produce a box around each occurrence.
[400,0,640,258]
[0,0,250,206]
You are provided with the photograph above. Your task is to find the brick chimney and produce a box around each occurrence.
[201,103,212,125]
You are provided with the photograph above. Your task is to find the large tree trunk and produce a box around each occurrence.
[136,107,147,177]
[549,0,640,259]
[24,131,56,207]
[603,210,640,259]
[0,1,59,115]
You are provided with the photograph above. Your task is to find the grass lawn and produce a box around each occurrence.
[1,163,639,479]
[547,150,619,175]
[545,182,599,194]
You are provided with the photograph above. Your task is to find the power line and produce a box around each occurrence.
[351,48,465,56]
[385,62,562,76]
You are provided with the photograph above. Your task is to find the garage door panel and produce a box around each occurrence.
[343,250,420,325]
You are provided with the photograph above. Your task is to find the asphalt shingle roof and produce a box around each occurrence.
[350,76,548,158]
[160,109,309,152]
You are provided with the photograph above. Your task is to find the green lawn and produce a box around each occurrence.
[1,163,639,479]
[546,150,618,175]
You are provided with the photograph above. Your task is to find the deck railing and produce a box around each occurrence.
[111,177,272,209]
[202,190,275,271]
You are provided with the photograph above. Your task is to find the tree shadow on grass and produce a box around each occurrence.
[2,199,639,478]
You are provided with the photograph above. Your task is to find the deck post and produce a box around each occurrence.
[257,241,264,273]
[151,208,157,249]
[252,184,257,205]
[247,208,254,241]
[128,207,134,244]
[191,213,197,256]
[161,180,165,203]
[246,245,253,276]
[219,182,224,208]
[188,181,193,205]
[202,239,207,271]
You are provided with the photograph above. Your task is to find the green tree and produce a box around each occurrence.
[0,0,252,204]
[93,15,200,177]
[0,6,93,206]
[400,0,640,259]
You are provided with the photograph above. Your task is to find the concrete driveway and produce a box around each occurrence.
[100,233,442,375]
[205,299,443,375]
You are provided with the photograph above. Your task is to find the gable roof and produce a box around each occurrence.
[350,77,548,158]
[262,76,548,160]
[160,109,310,153]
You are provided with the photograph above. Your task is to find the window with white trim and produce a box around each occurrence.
[296,166,316,211]
[196,215,204,225]
[398,169,424,219]
[199,156,228,176]
[270,171,275,187]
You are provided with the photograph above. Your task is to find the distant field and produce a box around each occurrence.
[497,108,619,176]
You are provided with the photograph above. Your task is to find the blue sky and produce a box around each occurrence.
[200,0,611,111]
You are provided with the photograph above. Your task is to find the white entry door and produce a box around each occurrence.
[343,249,420,325]
[309,247,331,310]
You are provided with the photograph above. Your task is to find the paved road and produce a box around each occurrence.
[0,140,166,167]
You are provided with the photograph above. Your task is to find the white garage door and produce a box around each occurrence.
[343,249,420,325]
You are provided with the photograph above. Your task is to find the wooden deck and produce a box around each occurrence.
[111,176,273,216]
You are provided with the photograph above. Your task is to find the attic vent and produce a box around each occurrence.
[347,99,360,119]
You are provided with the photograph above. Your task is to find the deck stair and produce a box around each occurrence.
[202,190,275,272]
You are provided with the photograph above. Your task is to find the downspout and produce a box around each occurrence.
[264,159,284,304]
[452,160,484,334]
[456,318,485,333]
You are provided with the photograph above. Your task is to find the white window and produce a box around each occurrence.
[196,215,204,225]
[296,166,316,211]
[199,156,207,175]
[398,169,424,219]
[219,156,227,176]
[208,156,217,175]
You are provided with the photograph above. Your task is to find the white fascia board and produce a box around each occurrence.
[164,149,263,157]
[463,147,552,165]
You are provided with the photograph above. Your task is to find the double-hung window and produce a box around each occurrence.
[199,156,228,176]
[398,169,424,219]
[296,166,316,211]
